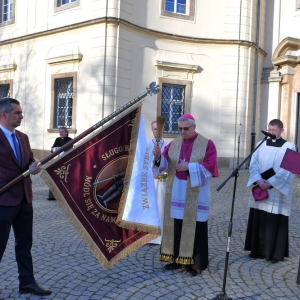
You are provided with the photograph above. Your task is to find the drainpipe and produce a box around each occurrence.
[250,0,261,152]
[102,0,108,119]
[234,0,242,168]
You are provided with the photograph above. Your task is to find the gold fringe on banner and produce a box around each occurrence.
[40,103,158,269]
[41,167,156,269]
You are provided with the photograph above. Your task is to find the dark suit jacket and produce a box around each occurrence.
[52,136,72,148]
[0,128,35,206]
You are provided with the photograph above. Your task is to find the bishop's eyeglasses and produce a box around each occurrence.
[178,125,193,131]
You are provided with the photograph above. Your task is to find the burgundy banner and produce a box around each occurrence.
[41,108,151,268]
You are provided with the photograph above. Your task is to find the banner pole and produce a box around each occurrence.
[0,82,160,195]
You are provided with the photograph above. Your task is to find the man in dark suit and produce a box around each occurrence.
[0,98,51,295]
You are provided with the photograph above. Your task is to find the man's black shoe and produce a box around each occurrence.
[248,254,264,259]
[269,259,279,264]
[186,266,201,276]
[164,262,181,270]
[19,282,52,295]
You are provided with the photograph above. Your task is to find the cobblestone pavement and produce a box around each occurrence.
[1,169,300,300]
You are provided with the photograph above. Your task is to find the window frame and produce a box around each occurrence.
[48,72,77,134]
[0,79,13,98]
[161,0,195,21]
[157,77,192,138]
[165,0,186,15]
[54,0,79,13]
[0,0,15,27]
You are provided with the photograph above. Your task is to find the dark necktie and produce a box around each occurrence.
[11,133,22,165]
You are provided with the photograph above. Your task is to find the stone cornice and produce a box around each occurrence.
[0,17,267,56]
[272,55,300,67]
[272,37,300,68]
[46,54,83,65]
[261,76,282,83]
[154,60,198,72]
[0,63,17,72]
[272,37,300,60]
[47,128,77,134]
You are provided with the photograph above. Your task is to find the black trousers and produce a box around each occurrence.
[0,201,34,285]
[173,218,209,271]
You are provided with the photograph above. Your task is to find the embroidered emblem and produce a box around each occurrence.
[54,164,71,182]
[105,239,121,253]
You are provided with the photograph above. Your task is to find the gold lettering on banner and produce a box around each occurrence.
[105,239,121,253]
[83,176,92,198]
[142,197,149,209]
[101,214,117,223]
[101,145,129,161]
[92,209,100,218]
[140,146,150,209]
[82,176,100,218]
[85,198,94,211]
[54,164,71,182]
[143,147,150,170]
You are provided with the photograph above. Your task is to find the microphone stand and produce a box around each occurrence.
[212,135,268,300]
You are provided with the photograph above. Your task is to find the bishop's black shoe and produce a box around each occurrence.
[19,282,52,295]
[164,262,181,270]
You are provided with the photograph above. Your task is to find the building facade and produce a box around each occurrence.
[1,0,299,168]
[262,0,300,151]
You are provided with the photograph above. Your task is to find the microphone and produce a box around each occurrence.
[261,130,276,139]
